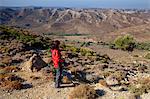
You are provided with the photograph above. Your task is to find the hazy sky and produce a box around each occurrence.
[0,0,150,9]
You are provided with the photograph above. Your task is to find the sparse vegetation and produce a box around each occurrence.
[128,77,150,96]
[45,32,87,36]
[0,8,150,99]
[144,53,150,59]
[1,56,12,65]
[0,73,24,90]
[0,25,51,49]
[135,42,150,51]
[80,48,94,56]
[80,42,93,47]
[1,80,22,90]
[100,71,113,78]
[0,66,20,73]
[68,84,97,99]
[61,44,95,56]
[113,34,135,51]
[112,71,126,82]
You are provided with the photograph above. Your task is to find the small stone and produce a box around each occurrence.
[106,75,119,86]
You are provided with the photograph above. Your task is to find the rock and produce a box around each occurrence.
[86,74,100,83]
[43,58,51,64]
[22,54,47,72]
[106,75,119,86]
[110,86,127,91]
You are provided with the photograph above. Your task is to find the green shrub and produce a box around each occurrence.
[0,25,50,49]
[109,43,116,49]
[81,42,86,47]
[113,34,135,51]
[80,42,93,47]
[135,42,150,51]
[61,45,80,53]
[80,48,94,56]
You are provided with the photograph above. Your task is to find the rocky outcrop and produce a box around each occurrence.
[22,54,47,72]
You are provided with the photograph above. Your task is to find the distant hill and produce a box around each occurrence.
[0,7,150,36]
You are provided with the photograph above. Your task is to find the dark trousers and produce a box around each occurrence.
[55,66,62,88]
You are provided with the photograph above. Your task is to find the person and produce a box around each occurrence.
[51,40,63,88]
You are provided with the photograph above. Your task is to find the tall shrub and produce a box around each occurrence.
[114,34,135,51]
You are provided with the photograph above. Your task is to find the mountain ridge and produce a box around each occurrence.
[0,7,150,36]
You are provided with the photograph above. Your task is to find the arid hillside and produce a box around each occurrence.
[0,7,150,99]
[0,22,150,99]
[0,7,150,36]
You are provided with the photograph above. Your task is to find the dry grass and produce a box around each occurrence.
[0,73,24,90]
[100,71,113,78]
[69,66,77,74]
[62,76,71,84]
[1,80,22,90]
[112,71,126,82]
[30,75,41,80]
[1,56,12,65]
[128,77,150,95]
[68,84,97,99]
[145,53,150,59]
[1,66,20,73]
[99,80,108,87]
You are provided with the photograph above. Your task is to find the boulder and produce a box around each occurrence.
[22,54,47,72]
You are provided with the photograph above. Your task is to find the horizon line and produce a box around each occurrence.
[0,5,149,10]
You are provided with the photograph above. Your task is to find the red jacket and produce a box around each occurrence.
[51,49,61,68]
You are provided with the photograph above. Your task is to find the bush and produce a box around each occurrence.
[135,42,150,51]
[80,42,92,47]
[145,53,150,59]
[81,42,86,47]
[68,84,97,99]
[112,71,126,82]
[113,34,135,51]
[1,80,22,90]
[0,74,24,90]
[80,48,94,56]
[0,25,51,49]
[128,77,150,95]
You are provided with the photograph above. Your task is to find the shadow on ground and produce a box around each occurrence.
[96,89,105,97]
[22,84,33,89]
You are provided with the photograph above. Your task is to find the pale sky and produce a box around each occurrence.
[0,0,150,9]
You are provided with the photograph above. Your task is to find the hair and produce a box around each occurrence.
[51,40,60,50]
